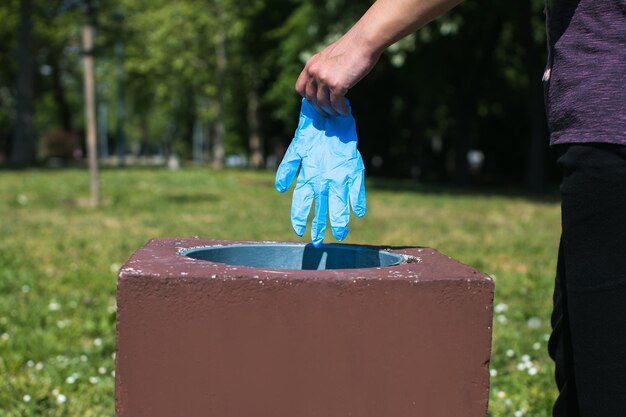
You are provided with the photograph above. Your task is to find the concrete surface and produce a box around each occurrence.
[116,237,493,417]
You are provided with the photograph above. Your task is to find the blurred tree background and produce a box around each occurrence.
[0,0,555,190]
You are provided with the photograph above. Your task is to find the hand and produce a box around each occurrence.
[275,98,366,247]
[295,32,381,117]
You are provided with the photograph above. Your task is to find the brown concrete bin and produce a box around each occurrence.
[116,237,493,417]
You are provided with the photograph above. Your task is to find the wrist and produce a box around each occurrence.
[346,26,386,63]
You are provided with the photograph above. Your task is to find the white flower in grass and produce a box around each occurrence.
[528,366,538,376]
[506,349,515,357]
[489,368,497,377]
[94,338,102,347]
[66,375,76,384]
[26,360,34,367]
[98,367,107,375]
[533,342,541,350]
[494,303,508,313]
[527,317,542,329]
[89,376,100,384]
[517,354,535,372]
[497,390,506,399]
[496,315,508,324]
[80,355,88,362]
[110,263,121,273]
[48,302,61,311]
[514,410,524,417]
[21,285,30,293]
[1,333,9,341]
[35,362,44,370]
[56,393,67,404]
[23,394,31,402]
[17,194,28,205]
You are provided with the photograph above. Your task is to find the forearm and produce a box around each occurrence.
[296,0,463,115]
[346,0,463,58]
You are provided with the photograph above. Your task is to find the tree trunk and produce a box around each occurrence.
[97,102,109,158]
[115,40,126,166]
[451,109,471,186]
[193,118,203,163]
[451,19,503,186]
[521,0,549,193]
[11,0,35,166]
[50,51,72,131]
[247,66,263,168]
[139,113,149,155]
[212,30,226,168]
[83,23,99,207]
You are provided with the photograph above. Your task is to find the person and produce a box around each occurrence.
[295,0,626,416]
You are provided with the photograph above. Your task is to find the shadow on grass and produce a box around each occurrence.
[367,177,561,204]
[165,192,220,204]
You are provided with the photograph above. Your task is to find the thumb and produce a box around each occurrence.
[275,145,301,193]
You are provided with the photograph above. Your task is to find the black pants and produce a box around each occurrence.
[549,144,626,417]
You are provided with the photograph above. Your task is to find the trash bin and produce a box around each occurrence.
[116,237,493,417]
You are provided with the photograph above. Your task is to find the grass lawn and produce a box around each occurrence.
[0,166,561,416]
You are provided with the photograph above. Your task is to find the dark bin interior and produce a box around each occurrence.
[181,243,405,270]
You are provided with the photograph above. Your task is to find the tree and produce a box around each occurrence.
[11,0,35,166]
[1,0,553,188]
[0,0,19,161]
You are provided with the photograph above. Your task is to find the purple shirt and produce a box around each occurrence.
[545,0,626,145]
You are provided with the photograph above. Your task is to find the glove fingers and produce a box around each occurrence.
[329,180,350,241]
[349,158,366,217]
[310,182,329,247]
[275,146,301,193]
[291,179,315,237]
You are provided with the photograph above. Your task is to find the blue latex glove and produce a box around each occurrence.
[275,98,366,247]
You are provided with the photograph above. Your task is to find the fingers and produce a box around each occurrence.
[305,78,329,117]
[275,146,301,193]
[330,89,349,116]
[329,180,350,241]
[295,67,307,98]
[310,182,329,248]
[291,178,314,237]
[296,53,348,117]
[306,78,347,117]
[317,85,339,117]
[349,158,366,217]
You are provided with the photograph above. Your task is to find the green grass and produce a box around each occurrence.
[0,166,561,416]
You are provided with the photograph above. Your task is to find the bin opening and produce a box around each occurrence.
[181,243,405,270]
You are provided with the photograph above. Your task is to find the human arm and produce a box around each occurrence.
[295,0,463,116]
